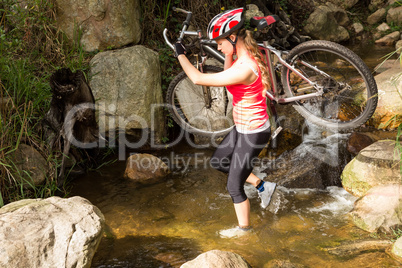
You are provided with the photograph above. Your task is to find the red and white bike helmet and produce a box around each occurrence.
[207,8,245,40]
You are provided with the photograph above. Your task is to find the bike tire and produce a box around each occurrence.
[166,65,234,137]
[281,40,378,132]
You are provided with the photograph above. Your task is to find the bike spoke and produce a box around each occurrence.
[284,41,375,128]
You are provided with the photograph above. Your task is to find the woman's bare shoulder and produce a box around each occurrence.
[235,57,257,69]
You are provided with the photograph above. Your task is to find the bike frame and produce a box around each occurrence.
[163,8,328,105]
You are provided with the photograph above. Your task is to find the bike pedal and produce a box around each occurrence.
[271,126,283,140]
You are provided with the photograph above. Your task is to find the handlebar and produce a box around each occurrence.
[163,7,193,51]
[163,28,174,50]
[173,7,192,29]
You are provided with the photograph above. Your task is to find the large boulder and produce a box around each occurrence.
[90,45,164,142]
[54,0,141,52]
[9,144,48,188]
[180,250,251,268]
[341,140,401,197]
[303,3,350,42]
[0,196,105,268]
[387,6,402,27]
[349,184,402,232]
[372,61,402,129]
[263,126,351,189]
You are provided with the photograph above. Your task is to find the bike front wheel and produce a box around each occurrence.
[281,40,378,132]
[166,65,234,137]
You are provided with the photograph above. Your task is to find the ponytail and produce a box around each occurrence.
[237,29,271,97]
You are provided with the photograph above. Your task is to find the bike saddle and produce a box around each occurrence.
[250,15,280,30]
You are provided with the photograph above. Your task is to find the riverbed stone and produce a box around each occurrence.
[9,144,48,188]
[369,0,386,10]
[367,8,387,25]
[180,250,252,268]
[391,236,402,262]
[54,0,141,52]
[372,62,402,129]
[124,153,170,184]
[264,259,306,268]
[387,6,402,27]
[375,31,401,46]
[396,40,402,54]
[0,196,105,268]
[330,0,359,9]
[245,4,264,20]
[376,22,391,33]
[341,140,402,197]
[90,45,164,142]
[352,23,364,35]
[349,184,402,232]
[303,4,349,42]
[325,239,393,256]
[374,58,401,73]
[346,132,375,155]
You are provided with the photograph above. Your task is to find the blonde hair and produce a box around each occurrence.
[237,29,271,97]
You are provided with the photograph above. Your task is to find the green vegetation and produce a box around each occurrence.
[140,0,242,92]
[0,0,246,207]
[0,0,92,207]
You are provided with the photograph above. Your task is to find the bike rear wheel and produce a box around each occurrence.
[281,40,378,132]
[166,65,234,137]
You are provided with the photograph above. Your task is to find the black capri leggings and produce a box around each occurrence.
[210,126,271,203]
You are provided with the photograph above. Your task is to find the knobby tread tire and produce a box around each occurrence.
[281,40,378,132]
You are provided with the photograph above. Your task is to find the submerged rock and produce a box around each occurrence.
[324,239,392,257]
[346,132,375,155]
[349,184,402,232]
[124,153,170,184]
[342,140,401,197]
[0,196,105,268]
[180,250,251,268]
[264,259,306,268]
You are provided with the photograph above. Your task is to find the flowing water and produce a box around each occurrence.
[70,44,400,267]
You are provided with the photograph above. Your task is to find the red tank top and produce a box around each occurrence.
[226,59,269,133]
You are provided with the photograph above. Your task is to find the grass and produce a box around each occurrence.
[0,0,92,207]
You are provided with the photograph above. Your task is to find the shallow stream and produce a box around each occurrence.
[70,44,400,267]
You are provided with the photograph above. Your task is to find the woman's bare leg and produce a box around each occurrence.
[234,199,250,227]
[246,172,261,187]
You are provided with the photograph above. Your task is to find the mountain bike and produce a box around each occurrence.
[163,7,378,138]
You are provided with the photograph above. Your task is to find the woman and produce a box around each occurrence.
[174,7,277,235]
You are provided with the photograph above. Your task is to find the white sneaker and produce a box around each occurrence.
[258,181,277,209]
[218,226,251,238]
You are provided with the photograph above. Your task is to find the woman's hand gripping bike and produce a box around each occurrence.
[163,7,378,139]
